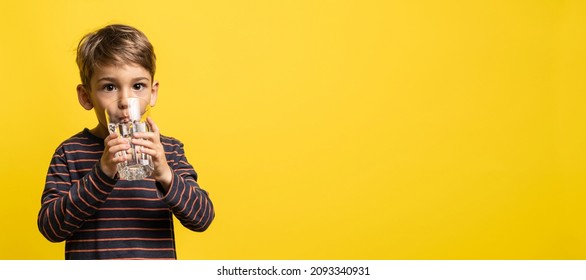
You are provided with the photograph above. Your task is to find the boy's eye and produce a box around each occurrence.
[133,83,146,90]
[103,84,116,91]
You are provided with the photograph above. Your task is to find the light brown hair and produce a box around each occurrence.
[76,24,156,88]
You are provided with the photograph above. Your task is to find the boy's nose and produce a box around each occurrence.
[117,89,132,109]
[117,98,129,109]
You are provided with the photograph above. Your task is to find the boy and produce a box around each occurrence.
[37,24,215,259]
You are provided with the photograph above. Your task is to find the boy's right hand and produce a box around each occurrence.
[100,133,131,178]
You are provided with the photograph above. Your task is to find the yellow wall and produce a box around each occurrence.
[0,0,585,259]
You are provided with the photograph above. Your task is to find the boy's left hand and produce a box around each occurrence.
[131,117,173,192]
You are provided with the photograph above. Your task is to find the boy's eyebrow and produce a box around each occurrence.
[132,77,151,82]
[96,77,117,82]
[96,76,151,83]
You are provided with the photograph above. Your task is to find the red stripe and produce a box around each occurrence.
[115,187,156,192]
[165,173,178,204]
[86,217,169,222]
[46,207,66,240]
[81,177,104,205]
[52,201,72,237]
[76,180,99,211]
[68,237,173,243]
[66,247,175,253]
[176,181,192,213]
[47,172,70,177]
[70,168,93,173]
[62,142,101,147]
[183,190,198,219]
[103,257,176,260]
[64,150,103,154]
[161,142,180,147]
[98,207,169,211]
[175,168,194,172]
[68,193,91,216]
[94,167,116,189]
[88,175,108,196]
[175,180,189,208]
[65,207,84,223]
[191,192,205,225]
[193,198,212,230]
[69,158,99,163]
[45,181,72,185]
[107,197,162,202]
[76,227,170,232]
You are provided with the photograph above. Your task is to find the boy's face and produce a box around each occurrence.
[77,63,158,135]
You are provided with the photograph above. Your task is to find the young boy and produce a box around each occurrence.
[37,24,215,259]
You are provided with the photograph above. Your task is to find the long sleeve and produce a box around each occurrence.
[159,136,215,232]
[38,130,213,259]
[37,143,117,242]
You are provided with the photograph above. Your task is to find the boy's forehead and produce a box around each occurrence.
[92,63,152,81]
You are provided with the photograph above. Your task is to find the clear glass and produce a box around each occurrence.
[105,97,153,180]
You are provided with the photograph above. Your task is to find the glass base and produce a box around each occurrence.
[118,164,153,181]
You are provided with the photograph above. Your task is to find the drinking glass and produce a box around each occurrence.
[105,97,154,180]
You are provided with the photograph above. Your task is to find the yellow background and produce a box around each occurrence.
[0,0,584,259]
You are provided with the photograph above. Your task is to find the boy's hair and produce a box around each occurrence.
[76,24,156,88]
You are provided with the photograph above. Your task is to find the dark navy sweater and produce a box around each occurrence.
[38,129,214,259]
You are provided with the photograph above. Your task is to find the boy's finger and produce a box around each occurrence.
[147,117,160,133]
[109,143,130,155]
[107,136,127,147]
[104,133,118,143]
[132,131,156,141]
[131,138,152,149]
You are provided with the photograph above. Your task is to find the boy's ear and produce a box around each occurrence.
[77,84,94,110]
[150,80,159,107]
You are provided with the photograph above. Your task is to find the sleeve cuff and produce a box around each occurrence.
[159,169,181,205]
[94,161,118,188]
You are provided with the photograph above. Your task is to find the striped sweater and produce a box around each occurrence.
[37,128,214,259]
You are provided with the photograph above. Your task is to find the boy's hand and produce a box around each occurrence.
[131,117,173,191]
[100,133,131,178]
